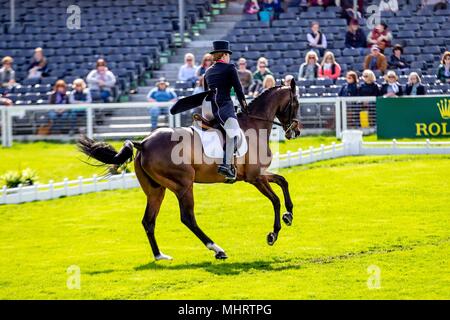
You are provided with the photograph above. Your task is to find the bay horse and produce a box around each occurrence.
[78,79,301,260]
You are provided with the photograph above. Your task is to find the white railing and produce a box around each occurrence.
[2,134,450,205]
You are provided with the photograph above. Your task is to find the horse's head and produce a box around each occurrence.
[276,79,301,140]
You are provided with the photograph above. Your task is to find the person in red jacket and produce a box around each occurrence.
[318,51,342,80]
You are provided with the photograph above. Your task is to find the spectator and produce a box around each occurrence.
[379,0,399,12]
[359,70,380,96]
[86,59,117,103]
[249,57,273,96]
[389,44,409,70]
[308,0,332,7]
[339,71,359,96]
[244,0,260,14]
[319,51,342,80]
[405,72,427,96]
[254,74,276,97]
[437,51,450,84]
[47,80,75,134]
[27,47,49,79]
[284,74,300,95]
[345,19,367,53]
[69,79,92,104]
[196,54,213,79]
[237,58,253,95]
[422,0,448,11]
[307,21,327,57]
[0,56,18,92]
[339,0,363,23]
[364,45,388,74]
[193,77,205,95]
[298,51,320,81]
[178,53,198,87]
[380,71,403,97]
[147,77,177,131]
[0,96,13,106]
[367,23,393,52]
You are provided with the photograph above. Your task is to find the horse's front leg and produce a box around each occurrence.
[266,172,294,226]
[251,176,281,246]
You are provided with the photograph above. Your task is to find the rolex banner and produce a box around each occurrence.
[376,96,450,139]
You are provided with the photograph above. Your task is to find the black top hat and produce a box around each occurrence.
[210,40,232,55]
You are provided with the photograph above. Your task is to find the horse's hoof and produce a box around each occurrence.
[282,212,293,226]
[155,252,173,261]
[267,232,278,246]
[215,251,228,260]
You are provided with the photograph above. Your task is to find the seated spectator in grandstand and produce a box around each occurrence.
[244,0,260,14]
[47,80,74,134]
[69,79,92,104]
[0,96,13,106]
[147,77,177,131]
[437,51,450,84]
[339,0,363,24]
[196,54,213,79]
[367,23,392,52]
[345,20,367,52]
[308,0,332,7]
[364,45,388,74]
[249,57,273,96]
[422,0,448,11]
[379,0,399,12]
[86,59,117,103]
[298,51,320,81]
[307,21,327,57]
[0,56,18,92]
[319,51,342,81]
[339,71,359,96]
[359,70,380,96]
[237,58,253,95]
[254,74,276,98]
[178,53,198,87]
[405,72,426,96]
[27,47,49,79]
[388,44,409,70]
[380,71,403,97]
[259,0,283,22]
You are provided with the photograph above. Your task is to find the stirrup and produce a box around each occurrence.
[218,164,236,184]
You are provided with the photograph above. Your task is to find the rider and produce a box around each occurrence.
[204,40,248,181]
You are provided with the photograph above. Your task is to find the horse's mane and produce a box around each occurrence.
[247,85,284,110]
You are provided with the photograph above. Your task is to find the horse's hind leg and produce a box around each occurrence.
[177,184,228,259]
[266,173,294,226]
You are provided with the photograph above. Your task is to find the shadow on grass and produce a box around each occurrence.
[134,258,300,276]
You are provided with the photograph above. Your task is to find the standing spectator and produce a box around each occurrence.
[0,56,18,92]
[86,59,117,103]
[307,21,327,57]
[437,51,450,84]
[345,19,367,53]
[254,74,276,97]
[380,71,403,97]
[69,79,92,104]
[405,72,427,96]
[359,70,380,96]
[339,71,359,96]
[237,58,253,95]
[243,0,260,14]
[196,53,213,79]
[319,51,342,80]
[367,23,393,52]
[27,47,49,79]
[249,57,273,96]
[178,53,198,87]
[298,51,320,80]
[389,44,409,70]
[364,45,388,74]
[47,80,75,134]
[147,77,177,131]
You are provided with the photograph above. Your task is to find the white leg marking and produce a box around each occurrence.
[207,243,224,254]
[155,252,173,261]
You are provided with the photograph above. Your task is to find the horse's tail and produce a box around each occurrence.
[77,136,142,166]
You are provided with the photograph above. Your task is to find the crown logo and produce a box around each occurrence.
[437,99,450,120]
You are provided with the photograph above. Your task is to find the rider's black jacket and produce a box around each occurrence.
[204,62,246,108]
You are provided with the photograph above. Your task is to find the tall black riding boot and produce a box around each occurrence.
[218,136,237,182]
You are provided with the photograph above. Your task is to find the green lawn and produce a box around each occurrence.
[0,155,449,299]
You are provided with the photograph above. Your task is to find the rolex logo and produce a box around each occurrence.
[437,99,450,119]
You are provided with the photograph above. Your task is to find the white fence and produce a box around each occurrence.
[2,133,450,205]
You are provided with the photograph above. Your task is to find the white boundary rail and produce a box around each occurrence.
[2,134,450,205]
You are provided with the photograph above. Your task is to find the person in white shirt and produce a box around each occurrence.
[86,59,116,103]
[178,53,198,87]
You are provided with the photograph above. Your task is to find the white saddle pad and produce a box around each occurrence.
[191,125,248,159]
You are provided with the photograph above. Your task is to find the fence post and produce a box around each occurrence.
[1,107,7,147]
[392,139,397,154]
[175,113,181,127]
[320,144,325,160]
[78,176,83,194]
[18,183,23,203]
[332,142,336,157]
[49,180,54,199]
[309,146,314,163]
[342,100,348,133]
[287,151,292,167]
[298,148,302,165]
[63,178,68,196]
[122,171,126,189]
[2,185,7,204]
[33,184,38,201]
[93,174,98,192]
[86,106,93,139]
[426,139,430,152]
[335,98,341,138]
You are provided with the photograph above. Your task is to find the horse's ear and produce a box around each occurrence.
[290,78,296,93]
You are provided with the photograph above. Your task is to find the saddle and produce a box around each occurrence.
[192,113,224,134]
